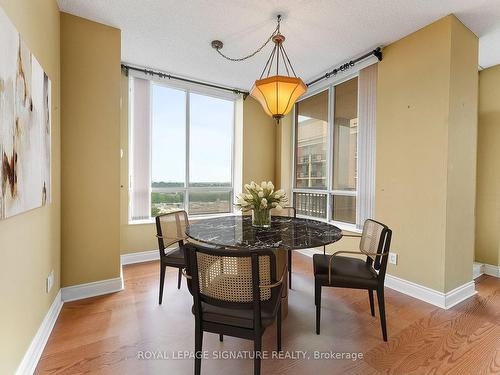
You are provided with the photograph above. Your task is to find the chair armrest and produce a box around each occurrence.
[328,250,389,284]
[181,267,192,280]
[156,234,183,248]
[259,269,286,289]
[342,233,362,238]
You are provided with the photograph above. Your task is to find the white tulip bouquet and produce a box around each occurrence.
[235,181,288,227]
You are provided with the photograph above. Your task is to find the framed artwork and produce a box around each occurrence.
[0,6,51,220]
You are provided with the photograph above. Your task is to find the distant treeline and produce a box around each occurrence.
[152,181,231,188]
[151,192,184,204]
[152,191,231,204]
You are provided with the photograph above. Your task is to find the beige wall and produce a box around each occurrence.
[476,65,500,267]
[0,1,60,373]
[275,113,293,199]
[444,17,479,291]
[242,96,277,184]
[275,15,479,291]
[377,15,478,292]
[61,13,121,285]
[119,81,277,254]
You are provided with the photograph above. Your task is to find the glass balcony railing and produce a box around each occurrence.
[294,192,327,219]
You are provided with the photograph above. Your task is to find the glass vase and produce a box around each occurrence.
[252,208,271,228]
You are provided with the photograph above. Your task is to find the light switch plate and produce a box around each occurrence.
[46,270,54,293]
[389,252,398,265]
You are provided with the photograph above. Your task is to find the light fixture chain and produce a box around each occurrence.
[280,44,298,77]
[279,44,291,76]
[214,24,279,62]
[260,43,277,79]
[266,44,278,78]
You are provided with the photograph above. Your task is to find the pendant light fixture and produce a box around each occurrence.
[212,15,307,122]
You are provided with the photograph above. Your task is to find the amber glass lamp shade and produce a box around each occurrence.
[250,75,307,121]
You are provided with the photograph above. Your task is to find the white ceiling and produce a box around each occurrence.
[58,0,500,90]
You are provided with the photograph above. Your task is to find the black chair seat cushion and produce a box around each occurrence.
[313,254,378,289]
[161,247,185,267]
[192,292,281,329]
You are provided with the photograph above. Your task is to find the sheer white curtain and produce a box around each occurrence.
[129,77,151,220]
[357,64,377,228]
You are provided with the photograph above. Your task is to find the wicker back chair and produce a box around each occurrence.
[313,219,392,341]
[271,206,296,288]
[184,243,284,375]
[155,210,189,304]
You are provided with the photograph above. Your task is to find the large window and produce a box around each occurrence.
[130,77,235,221]
[331,77,358,224]
[295,90,329,190]
[293,69,375,229]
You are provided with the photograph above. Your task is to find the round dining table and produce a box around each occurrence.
[185,215,343,317]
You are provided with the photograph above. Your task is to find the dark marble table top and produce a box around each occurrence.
[185,215,342,251]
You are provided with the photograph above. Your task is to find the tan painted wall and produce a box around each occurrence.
[61,13,121,285]
[377,15,477,292]
[275,114,293,199]
[119,81,277,254]
[0,1,60,373]
[242,96,276,184]
[275,16,479,290]
[476,65,500,267]
[444,17,478,291]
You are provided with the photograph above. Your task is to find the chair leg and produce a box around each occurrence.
[323,245,326,254]
[368,290,375,317]
[177,268,182,289]
[254,335,262,375]
[159,264,166,305]
[377,288,388,341]
[219,334,223,342]
[288,251,292,289]
[315,280,322,335]
[195,322,203,375]
[277,302,282,351]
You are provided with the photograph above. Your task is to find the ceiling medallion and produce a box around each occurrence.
[212,15,307,122]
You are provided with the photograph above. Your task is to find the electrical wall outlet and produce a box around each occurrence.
[389,252,398,265]
[46,270,54,293]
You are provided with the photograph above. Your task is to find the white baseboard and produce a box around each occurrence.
[297,248,476,309]
[473,262,484,279]
[473,262,500,278]
[61,276,124,302]
[16,274,125,374]
[385,275,476,309]
[483,263,500,278]
[121,249,159,265]
[15,290,63,375]
[443,281,477,309]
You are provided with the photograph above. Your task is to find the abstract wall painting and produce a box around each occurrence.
[0,7,51,220]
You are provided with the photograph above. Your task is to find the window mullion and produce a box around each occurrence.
[148,80,153,219]
[185,90,190,213]
[230,101,236,213]
[326,85,335,222]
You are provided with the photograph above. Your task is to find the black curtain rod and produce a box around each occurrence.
[306,47,383,87]
[121,64,250,98]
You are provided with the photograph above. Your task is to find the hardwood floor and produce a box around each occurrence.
[35,253,500,374]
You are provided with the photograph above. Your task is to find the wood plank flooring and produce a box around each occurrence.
[35,253,500,374]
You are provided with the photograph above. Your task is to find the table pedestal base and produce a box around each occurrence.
[277,250,288,319]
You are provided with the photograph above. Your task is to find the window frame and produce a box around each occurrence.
[129,75,237,222]
[292,71,361,232]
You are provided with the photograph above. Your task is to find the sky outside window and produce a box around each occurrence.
[189,92,233,186]
[151,84,186,185]
[151,86,233,186]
